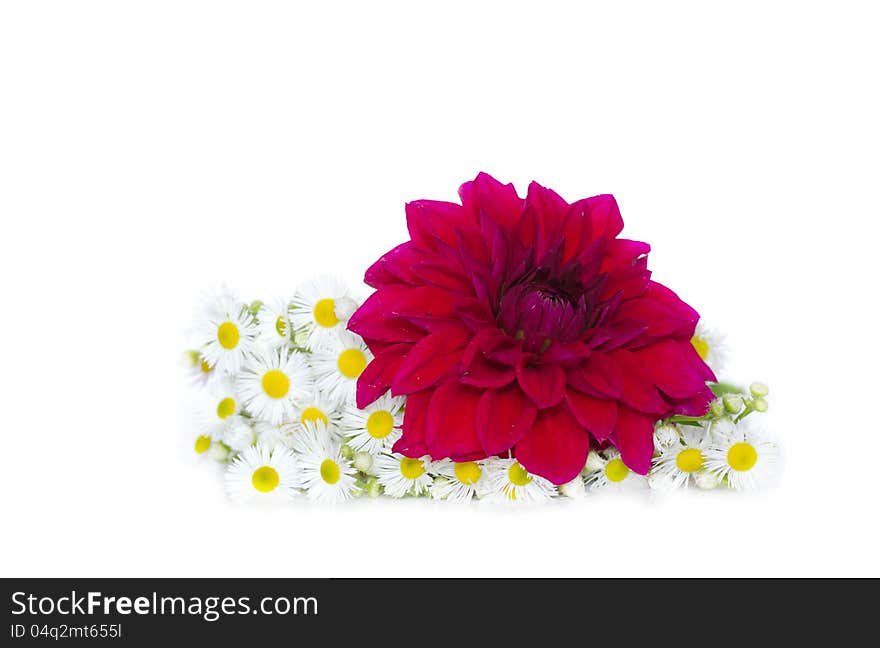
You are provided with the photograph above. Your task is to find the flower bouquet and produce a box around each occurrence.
[183,173,776,503]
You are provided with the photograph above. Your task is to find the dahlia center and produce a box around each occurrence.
[497,278,588,352]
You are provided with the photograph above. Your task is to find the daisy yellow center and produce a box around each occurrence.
[399,457,425,480]
[275,315,288,337]
[366,410,394,439]
[508,462,532,486]
[454,461,482,485]
[727,442,758,472]
[217,321,240,350]
[251,466,280,493]
[313,298,339,328]
[604,458,630,483]
[320,459,341,485]
[337,348,367,379]
[300,407,328,426]
[216,397,236,419]
[199,358,212,374]
[261,369,290,399]
[691,335,710,361]
[676,448,704,473]
[194,435,211,454]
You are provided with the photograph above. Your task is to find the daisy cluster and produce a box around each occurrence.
[184,281,777,504]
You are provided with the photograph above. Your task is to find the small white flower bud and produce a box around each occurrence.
[709,417,737,443]
[753,397,769,412]
[722,394,744,414]
[584,450,605,473]
[559,477,586,498]
[694,470,722,490]
[653,423,681,450]
[749,382,769,397]
[353,451,374,473]
[210,442,231,462]
[709,399,725,417]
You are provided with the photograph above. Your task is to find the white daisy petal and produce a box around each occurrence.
[341,393,405,454]
[704,420,779,490]
[480,457,557,503]
[256,298,294,349]
[290,275,359,351]
[195,294,259,375]
[224,444,299,503]
[691,322,728,374]
[584,449,648,492]
[430,459,486,502]
[376,453,435,498]
[291,421,356,503]
[649,424,710,491]
[309,330,372,406]
[237,347,313,424]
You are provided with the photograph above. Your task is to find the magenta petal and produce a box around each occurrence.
[611,406,655,475]
[614,281,699,340]
[355,343,409,408]
[564,390,618,441]
[636,339,708,399]
[516,362,566,409]
[566,352,623,399]
[405,200,469,252]
[584,194,624,242]
[347,289,426,343]
[363,242,421,288]
[475,384,537,455]
[514,406,590,485]
[666,384,714,417]
[460,351,516,388]
[459,330,517,388]
[390,329,467,395]
[461,171,524,232]
[393,391,430,457]
[610,349,668,415]
[425,379,485,461]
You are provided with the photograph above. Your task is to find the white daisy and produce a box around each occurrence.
[256,298,293,349]
[430,459,486,502]
[184,350,218,387]
[290,275,359,351]
[198,380,243,439]
[224,443,299,503]
[649,425,711,490]
[288,419,338,455]
[704,422,779,490]
[289,390,343,436]
[480,457,557,502]
[195,294,258,374]
[376,453,435,498]
[585,449,648,491]
[310,330,373,406]
[219,415,256,452]
[341,393,405,454]
[691,322,728,374]
[294,425,357,504]
[237,348,312,424]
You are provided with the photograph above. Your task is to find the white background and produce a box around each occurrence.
[2,1,878,577]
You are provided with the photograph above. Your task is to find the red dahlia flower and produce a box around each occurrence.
[348,173,715,484]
